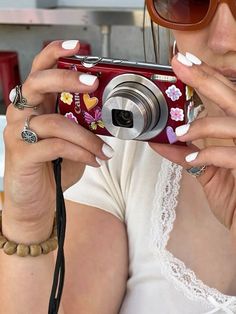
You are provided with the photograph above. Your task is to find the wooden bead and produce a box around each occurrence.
[47,238,58,251]
[17,244,30,257]
[41,241,51,254]
[3,241,17,255]
[0,235,7,248]
[0,211,58,257]
[30,244,42,257]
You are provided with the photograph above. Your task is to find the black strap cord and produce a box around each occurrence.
[48,157,67,313]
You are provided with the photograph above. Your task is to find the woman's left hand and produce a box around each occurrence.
[150,54,236,233]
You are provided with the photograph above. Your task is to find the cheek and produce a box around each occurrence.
[172,30,208,59]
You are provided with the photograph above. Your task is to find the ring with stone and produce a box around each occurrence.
[21,115,39,144]
[9,85,38,111]
[186,165,207,177]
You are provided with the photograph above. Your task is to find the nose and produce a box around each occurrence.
[207,3,236,54]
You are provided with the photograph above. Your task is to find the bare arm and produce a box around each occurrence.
[0,201,128,314]
[0,212,65,314]
[61,201,129,314]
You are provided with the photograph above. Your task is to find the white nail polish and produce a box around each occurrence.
[79,74,98,86]
[102,144,114,158]
[175,124,190,137]
[185,152,199,163]
[62,40,79,50]
[177,53,193,67]
[95,157,104,166]
[186,52,202,65]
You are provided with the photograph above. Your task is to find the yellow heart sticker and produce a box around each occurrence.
[83,93,99,111]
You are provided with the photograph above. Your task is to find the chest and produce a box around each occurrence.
[126,159,236,300]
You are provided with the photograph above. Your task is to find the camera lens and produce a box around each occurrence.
[102,74,168,141]
[112,110,133,128]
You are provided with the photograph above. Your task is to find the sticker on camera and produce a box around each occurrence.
[165,85,182,101]
[83,108,105,130]
[83,93,99,111]
[65,112,78,124]
[187,101,205,124]
[186,85,194,101]
[60,92,73,105]
[166,126,177,144]
[170,107,184,121]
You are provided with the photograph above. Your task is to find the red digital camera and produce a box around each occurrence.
[57,56,195,144]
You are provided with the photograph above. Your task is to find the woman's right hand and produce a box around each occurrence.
[3,40,113,240]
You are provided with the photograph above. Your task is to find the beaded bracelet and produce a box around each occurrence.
[0,211,58,257]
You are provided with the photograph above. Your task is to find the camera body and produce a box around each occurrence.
[57,56,194,144]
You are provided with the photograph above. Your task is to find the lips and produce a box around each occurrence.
[227,77,236,84]
[215,68,236,82]
[212,67,236,83]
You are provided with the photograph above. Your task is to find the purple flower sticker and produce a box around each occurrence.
[65,112,78,124]
[170,107,184,121]
[166,85,182,101]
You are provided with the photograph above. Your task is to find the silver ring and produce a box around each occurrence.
[186,165,207,177]
[21,115,39,144]
[9,85,38,111]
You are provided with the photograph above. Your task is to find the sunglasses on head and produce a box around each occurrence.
[146,0,236,31]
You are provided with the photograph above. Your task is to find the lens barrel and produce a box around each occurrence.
[102,74,168,141]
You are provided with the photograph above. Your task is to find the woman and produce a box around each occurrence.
[1,1,236,313]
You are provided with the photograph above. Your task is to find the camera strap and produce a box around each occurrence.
[46,96,67,313]
[48,157,66,314]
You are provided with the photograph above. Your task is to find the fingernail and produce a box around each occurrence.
[186,52,202,65]
[62,40,79,50]
[102,143,114,158]
[79,74,98,86]
[175,124,190,137]
[95,157,105,166]
[177,53,193,67]
[185,152,199,163]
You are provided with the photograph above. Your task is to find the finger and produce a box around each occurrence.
[24,69,99,106]
[7,69,99,123]
[31,40,81,73]
[6,114,113,161]
[175,117,236,142]
[186,54,236,90]
[149,142,217,186]
[172,55,236,116]
[185,146,236,169]
[11,137,100,168]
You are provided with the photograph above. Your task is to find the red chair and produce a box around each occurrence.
[0,51,21,107]
[43,40,92,55]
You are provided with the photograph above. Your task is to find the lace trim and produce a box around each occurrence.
[151,158,236,310]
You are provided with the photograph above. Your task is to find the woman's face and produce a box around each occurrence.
[172,3,236,83]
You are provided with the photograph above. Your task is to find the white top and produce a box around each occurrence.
[64,137,236,314]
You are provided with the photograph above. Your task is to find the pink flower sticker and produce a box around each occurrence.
[166,85,182,101]
[170,107,184,121]
[65,112,78,124]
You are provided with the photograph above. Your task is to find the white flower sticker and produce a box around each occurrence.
[166,85,182,101]
[170,107,184,121]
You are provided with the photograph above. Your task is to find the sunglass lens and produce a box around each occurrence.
[154,0,210,24]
